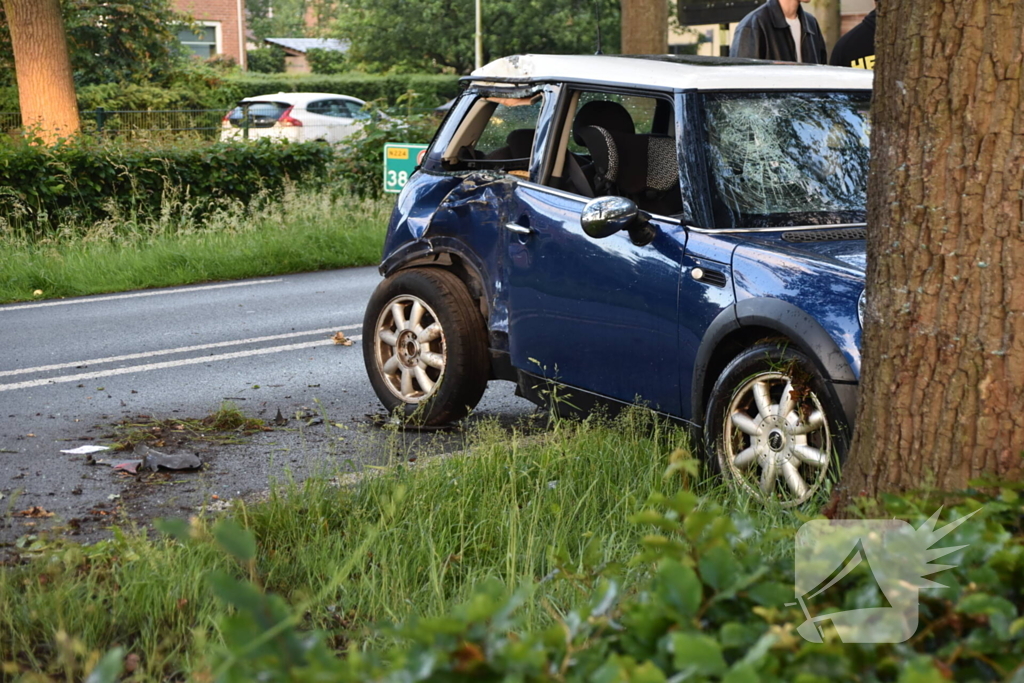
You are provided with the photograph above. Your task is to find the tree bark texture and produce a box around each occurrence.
[620,0,667,54]
[837,0,1024,508]
[807,0,841,56]
[3,0,79,143]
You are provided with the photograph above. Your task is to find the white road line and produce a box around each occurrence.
[0,324,362,378]
[0,335,363,393]
[0,279,284,312]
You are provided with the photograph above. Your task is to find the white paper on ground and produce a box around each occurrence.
[60,445,111,454]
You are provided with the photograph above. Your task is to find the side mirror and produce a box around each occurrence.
[580,196,639,239]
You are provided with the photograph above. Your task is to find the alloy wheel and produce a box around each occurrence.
[374,295,446,403]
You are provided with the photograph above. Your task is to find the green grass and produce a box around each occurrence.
[0,410,798,680]
[0,189,393,304]
[0,411,688,678]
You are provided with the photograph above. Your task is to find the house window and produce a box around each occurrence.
[178,22,221,59]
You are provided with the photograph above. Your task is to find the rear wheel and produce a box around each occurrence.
[704,341,846,507]
[362,268,489,425]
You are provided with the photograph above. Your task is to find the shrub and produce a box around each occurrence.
[247,46,287,74]
[199,481,1024,682]
[332,109,439,197]
[306,47,349,74]
[0,137,337,237]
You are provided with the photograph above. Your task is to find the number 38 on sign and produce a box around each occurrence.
[383,143,429,193]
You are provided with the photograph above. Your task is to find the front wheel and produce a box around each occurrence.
[362,268,489,426]
[704,342,847,507]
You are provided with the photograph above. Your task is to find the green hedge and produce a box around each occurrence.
[0,73,460,116]
[0,138,336,236]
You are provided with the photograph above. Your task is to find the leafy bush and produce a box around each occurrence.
[306,47,349,74]
[0,138,336,236]
[333,108,440,197]
[248,46,287,74]
[193,480,1024,682]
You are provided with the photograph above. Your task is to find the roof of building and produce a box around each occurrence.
[263,38,350,54]
[469,54,874,91]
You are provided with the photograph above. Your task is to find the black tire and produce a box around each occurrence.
[703,341,848,507]
[362,268,489,425]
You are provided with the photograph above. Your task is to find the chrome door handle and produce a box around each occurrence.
[505,222,534,235]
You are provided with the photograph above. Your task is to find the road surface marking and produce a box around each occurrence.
[0,335,363,393]
[0,279,284,312]
[0,324,362,378]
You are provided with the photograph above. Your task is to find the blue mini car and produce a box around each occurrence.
[363,54,872,506]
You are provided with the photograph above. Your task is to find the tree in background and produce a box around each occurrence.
[0,0,189,88]
[332,0,620,74]
[1,0,79,142]
[621,0,667,54]
[835,0,1024,509]
[247,0,339,40]
[806,0,840,55]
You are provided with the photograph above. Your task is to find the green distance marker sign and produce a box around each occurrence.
[383,143,429,193]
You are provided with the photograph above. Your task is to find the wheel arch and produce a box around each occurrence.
[382,247,488,319]
[692,298,858,428]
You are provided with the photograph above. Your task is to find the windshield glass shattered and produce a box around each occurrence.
[703,92,870,228]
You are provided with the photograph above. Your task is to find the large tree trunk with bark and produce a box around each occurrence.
[3,0,79,144]
[620,0,667,54]
[806,0,840,57]
[835,0,1024,510]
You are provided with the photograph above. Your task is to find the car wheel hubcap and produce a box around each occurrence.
[722,371,831,506]
[375,295,446,403]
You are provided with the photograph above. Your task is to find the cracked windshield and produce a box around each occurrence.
[704,93,871,228]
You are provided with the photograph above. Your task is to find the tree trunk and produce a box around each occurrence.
[3,0,79,144]
[620,0,667,54]
[834,0,1024,511]
[806,0,840,57]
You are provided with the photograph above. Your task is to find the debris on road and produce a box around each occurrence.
[332,331,354,346]
[16,506,54,518]
[272,408,288,426]
[61,445,111,455]
[137,445,202,472]
[90,458,145,474]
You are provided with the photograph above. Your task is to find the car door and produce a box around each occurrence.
[505,89,687,415]
[323,99,361,143]
[507,185,686,415]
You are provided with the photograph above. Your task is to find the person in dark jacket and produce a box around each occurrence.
[730,0,828,64]
[829,9,876,69]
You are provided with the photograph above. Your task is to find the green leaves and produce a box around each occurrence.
[656,560,703,620]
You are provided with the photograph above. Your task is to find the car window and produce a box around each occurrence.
[226,102,289,128]
[442,91,544,177]
[702,92,871,229]
[549,90,682,216]
[341,100,370,119]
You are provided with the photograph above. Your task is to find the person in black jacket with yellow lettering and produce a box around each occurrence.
[829,9,876,69]
[731,0,828,64]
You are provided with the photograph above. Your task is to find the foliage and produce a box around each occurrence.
[0,0,190,90]
[306,46,349,74]
[333,0,621,74]
[0,189,390,303]
[182,479,1024,681]
[332,105,440,196]
[247,46,287,74]
[207,72,460,110]
[0,137,336,235]
[246,0,319,41]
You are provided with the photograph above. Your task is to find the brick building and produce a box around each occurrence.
[172,0,247,69]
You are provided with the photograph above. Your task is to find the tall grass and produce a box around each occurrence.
[0,411,727,680]
[0,188,392,303]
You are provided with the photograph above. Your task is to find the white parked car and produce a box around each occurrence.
[221,92,370,144]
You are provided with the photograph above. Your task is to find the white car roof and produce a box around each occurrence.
[470,54,873,92]
[240,92,366,105]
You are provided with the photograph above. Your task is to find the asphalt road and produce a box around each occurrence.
[0,268,535,548]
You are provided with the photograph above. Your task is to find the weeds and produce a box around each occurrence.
[108,402,269,451]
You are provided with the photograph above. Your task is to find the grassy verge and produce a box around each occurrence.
[0,189,393,304]
[0,410,744,680]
